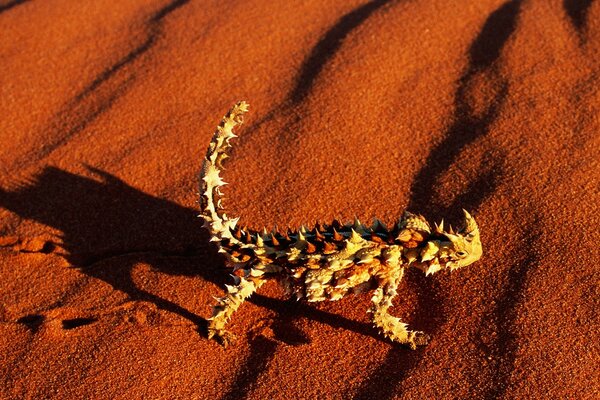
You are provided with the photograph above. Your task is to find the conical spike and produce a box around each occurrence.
[297,230,306,242]
[420,241,439,262]
[270,234,280,247]
[314,229,325,241]
[461,209,479,236]
[355,218,369,234]
[435,219,445,234]
[323,242,337,253]
[305,241,316,254]
[255,234,264,248]
[332,228,343,241]
[371,218,387,232]
[349,228,363,243]
[443,232,461,246]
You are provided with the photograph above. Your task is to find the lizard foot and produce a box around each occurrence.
[208,328,237,347]
[407,331,431,350]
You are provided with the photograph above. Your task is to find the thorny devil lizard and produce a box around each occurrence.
[201,101,483,349]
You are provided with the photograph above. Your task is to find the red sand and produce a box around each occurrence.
[1,0,599,398]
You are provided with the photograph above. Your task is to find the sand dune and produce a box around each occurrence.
[1,0,598,398]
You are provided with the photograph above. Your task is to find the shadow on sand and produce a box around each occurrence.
[353,1,522,398]
[0,165,398,398]
[0,0,531,397]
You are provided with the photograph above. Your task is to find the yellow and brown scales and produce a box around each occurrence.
[200,102,483,349]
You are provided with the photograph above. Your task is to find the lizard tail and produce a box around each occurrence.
[199,101,248,242]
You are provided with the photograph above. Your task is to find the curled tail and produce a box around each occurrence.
[199,101,248,241]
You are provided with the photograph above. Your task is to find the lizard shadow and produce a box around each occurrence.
[0,166,392,343]
[0,166,213,328]
[0,166,406,400]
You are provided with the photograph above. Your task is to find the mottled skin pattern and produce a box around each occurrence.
[201,102,483,349]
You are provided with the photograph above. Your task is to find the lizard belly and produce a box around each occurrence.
[290,260,379,302]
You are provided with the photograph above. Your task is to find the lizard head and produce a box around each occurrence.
[435,209,482,271]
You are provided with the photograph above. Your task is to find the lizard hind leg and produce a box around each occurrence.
[208,273,266,347]
[370,270,430,350]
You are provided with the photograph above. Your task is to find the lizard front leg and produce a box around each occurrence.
[370,267,430,349]
[208,271,266,347]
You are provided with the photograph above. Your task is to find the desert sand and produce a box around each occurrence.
[1,0,599,398]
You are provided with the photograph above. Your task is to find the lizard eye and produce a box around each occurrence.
[456,251,467,257]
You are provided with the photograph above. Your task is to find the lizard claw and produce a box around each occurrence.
[407,331,431,350]
[208,328,237,347]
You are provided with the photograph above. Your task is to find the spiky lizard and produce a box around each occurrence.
[201,101,483,349]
